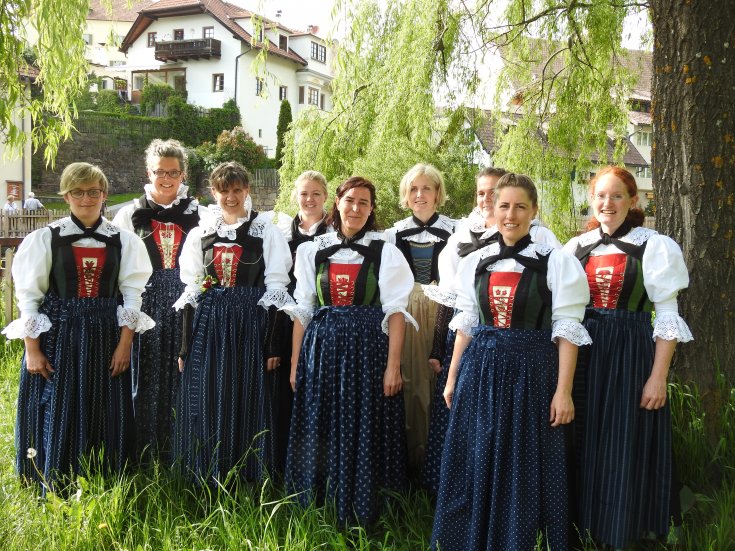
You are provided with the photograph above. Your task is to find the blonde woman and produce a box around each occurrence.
[384,163,455,479]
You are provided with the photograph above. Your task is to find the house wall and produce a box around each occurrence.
[0,82,33,203]
[85,19,132,67]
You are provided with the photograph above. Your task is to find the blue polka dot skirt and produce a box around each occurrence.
[421,328,455,495]
[173,286,275,485]
[286,305,408,525]
[15,293,135,491]
[573,308,674,548]
[431,326,569,551]
[132,268,185,463]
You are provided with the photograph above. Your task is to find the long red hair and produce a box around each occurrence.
[586,166,645,231]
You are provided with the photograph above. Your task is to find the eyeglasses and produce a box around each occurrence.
[151,169,183,179]
[68,189,104,199]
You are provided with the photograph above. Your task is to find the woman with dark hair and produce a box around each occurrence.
[113,138,211,462]
[284,176,416,524]
[564,166,692,549]
[431,173,590,551]
[173,161,293,484]
[421,166,562,494]
[5,162,153,490]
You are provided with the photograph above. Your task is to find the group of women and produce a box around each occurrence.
[6,138,692,550]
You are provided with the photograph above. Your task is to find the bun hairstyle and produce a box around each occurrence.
[330,176,378,232]
[586,166,645,231]
[493,172,539,207]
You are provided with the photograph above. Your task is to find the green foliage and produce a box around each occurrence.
[95,90,123,113]
[275,100,293,168]
[0,0,89,164]
[139,83,179,116]
[166,95,241,147]
[278,0,479,226]
[195,127,270,174]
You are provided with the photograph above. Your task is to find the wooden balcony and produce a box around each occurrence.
[154,38,221,62]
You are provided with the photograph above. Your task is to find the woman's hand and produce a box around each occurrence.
[428,358,442,374]
[266,356,281,371]
[25,346,54,380]
[290,358,298,392]
[443,378,455,409]
[640,374,667,410]
[178,357,185,373]
[550,390,574,426]
[110,327,134,377]
[383,360,402,397]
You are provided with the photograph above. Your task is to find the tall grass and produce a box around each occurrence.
[0,325,732,549]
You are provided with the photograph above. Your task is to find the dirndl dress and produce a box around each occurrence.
[126,196,203,462]
[173,214,291,484]
[386,214,454,475]
[285,232,414,524]
[431,237,590,551]
[10,217,153,490]
[567,225,693,548]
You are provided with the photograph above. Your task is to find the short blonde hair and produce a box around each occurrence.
[398,163,447,209]
[290,170,328,202]
[58,162,109,195]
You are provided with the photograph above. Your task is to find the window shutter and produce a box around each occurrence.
[299,86,304,104]
[320,94,325,110]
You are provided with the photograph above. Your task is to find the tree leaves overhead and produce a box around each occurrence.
[1,0,91,165]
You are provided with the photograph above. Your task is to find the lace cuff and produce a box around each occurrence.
[652,312,694,343]
[173,290,200,311]
[551,319,592,346]
[448,311,478,337]
[2,314,52,340]
[382,307,419,335]
[258,288,295,310]
[117,306,156,333]
[281,303,313,329]
[421,284,457,308]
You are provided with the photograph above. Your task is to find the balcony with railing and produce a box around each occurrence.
[154,38,222,62]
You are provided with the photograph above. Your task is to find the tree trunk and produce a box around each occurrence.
[650,1,735,405]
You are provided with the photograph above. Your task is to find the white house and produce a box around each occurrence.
[0,67,37,205]
[118,0,335,156]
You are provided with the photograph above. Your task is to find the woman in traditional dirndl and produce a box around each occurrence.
[283,176,416,524]
[564,166,693,549]
[431,173,590,551]
[5,162,154,491]
[173,162,292,484]
[113,139,211,463]
[421,167,562,494]
[384,163,455,480]
[267,171,333,474]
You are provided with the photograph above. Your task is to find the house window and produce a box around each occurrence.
[133,76,145,90]
[256,77,264,96]
[639,166,653,179]
[83,33,93,45]
[636,130,652,147]
[320,93,325,110]
[307,87,319,106]
[299,86,304,104]
[258,129,263,138]
[279,35,288,50]
[109,60,126,67]
[203,26,214,39]
[174,29,184,41]
[310,41,326,63]
[279,86,287,101]
[257,28,264,42]
[213,74,224,92]
[147,32,157,47]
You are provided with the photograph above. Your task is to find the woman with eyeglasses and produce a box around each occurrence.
[564,166,692,549]
[283,176,416,525]
[173,161,292,484]
[5,162,153,491]
[113,139,211,463]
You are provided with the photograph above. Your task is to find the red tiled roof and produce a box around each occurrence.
[18,66,40,80]
[120,0,306,65]
[88,0,149,22]
[629,111,652,125]
[470,109,649,167]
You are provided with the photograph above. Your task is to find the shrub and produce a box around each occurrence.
[196,127,269,173]
[96,90,123,113]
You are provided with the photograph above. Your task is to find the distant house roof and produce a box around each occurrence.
[629,110,652,126]
[120,0,307,66]
[18,66,40,80]
[88,0,149,22]
[470,109,648,167]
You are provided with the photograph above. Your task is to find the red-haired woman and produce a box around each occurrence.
[564,166,693,549]
[284,176,416,525]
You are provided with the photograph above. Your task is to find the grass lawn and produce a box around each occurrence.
[0,328,732,549]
